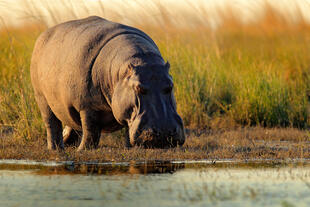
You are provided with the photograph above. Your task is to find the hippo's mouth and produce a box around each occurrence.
[132,129,183,148]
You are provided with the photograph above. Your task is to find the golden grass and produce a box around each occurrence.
[1,2,310,161]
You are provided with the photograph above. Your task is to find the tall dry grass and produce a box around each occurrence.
[0,25,44,140]
[153,3,310,129]
[1,1,310,142]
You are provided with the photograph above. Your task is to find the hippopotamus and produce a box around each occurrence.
[30,16,185,151]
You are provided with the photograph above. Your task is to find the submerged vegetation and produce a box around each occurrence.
[0,1,310,160]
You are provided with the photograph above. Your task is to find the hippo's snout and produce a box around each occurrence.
[135,129,184,148]
[129,116,185,148]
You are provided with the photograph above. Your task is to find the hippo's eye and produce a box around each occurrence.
[136,85,148,95]
[163,86,173,94]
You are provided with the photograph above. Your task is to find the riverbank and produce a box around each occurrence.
[0,127,309,162]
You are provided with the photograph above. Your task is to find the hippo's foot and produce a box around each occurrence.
[63,126,82,147]
[77,135,100,151]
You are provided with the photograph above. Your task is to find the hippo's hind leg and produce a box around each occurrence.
[77,110,101,151]
[35,94,64,150]
[63,126,82,147]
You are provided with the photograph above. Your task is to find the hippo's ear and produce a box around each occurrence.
[165,61,170,71]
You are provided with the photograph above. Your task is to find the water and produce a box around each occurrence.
[0,160,310,207]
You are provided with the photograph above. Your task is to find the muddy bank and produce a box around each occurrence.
[0,127,309,162]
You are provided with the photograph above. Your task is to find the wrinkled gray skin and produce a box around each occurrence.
[30,16,185,151]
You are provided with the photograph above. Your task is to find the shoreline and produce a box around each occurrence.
[1,127,309,162]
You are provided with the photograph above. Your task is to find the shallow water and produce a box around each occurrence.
[0,160,310,207]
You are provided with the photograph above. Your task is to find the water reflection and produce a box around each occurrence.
[0,161,186,175]
[36,162,186,175]
[0,160,309,176]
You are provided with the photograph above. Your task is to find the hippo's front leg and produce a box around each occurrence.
[77,110,101,151]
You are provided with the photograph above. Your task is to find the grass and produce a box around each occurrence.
[154,27,310,129]
[1,2,310,161]
[0,127,309,161]
[0,25,44,140]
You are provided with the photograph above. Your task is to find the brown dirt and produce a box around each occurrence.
[0,127,309,162]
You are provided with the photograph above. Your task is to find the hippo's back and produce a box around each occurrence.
[31,16,158,88]
[30,16,159,129]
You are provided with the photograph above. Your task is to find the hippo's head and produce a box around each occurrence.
[111,61,185,148]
